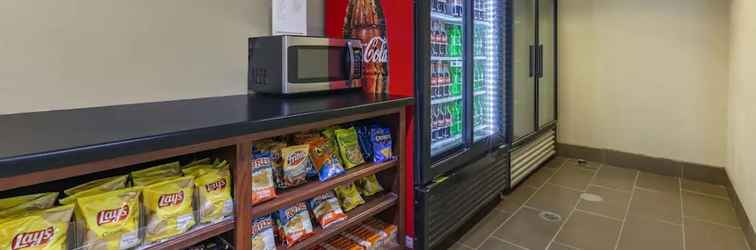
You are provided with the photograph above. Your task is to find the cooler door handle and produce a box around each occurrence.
[529,45,535,77]
[537,44,544,78]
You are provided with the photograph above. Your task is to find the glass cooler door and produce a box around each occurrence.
[473,0,503,142]
[430,0,466,157]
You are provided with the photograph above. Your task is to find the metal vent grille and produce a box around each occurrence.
[511,129,556,185]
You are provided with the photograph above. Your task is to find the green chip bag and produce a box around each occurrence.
[333,182,365,212]
[334,127,366,169]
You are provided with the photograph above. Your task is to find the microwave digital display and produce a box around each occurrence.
[289,46,346,83]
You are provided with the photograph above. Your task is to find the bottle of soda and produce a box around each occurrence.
[431,105,439,142]
[444,103,452,138]
[452,101,461,136]
[440,24,448,57]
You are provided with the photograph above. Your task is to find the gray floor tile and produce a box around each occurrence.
[458,210,513,248]
[548,242,578,250]
[494,207,562,250]
[448,242,474,250]
[555,211,622,250]
[685,218,749,250]
[563,159,601,170]
[544,157,568,170]
[592,165,637,191]
[498,186,538,212]
[577,185,632,219]
[526,184,581,218]
[682,191,739,227]
[628,188,682,224]
[617,216,683,250]
[549,164,597,190]
[636,172,680,193]
[523,167,557,189]
[479,237,526,250]
[681,179,729,198]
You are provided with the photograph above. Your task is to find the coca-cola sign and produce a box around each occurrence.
[158,191,184,208]
[96,204,130,225]
[364,37,388,63]
[11,227,54,250]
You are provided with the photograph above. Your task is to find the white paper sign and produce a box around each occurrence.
[272,0,307,35]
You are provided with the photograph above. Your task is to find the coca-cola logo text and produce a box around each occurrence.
[11,227,54,250]
[158,191,184,208]
[205,178,227,192]
[363,37,388,63]
[96,205,129,225]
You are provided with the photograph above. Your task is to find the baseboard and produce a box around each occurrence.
[558,143,755,249]
[725,172,756,249]
[557,143,727,185]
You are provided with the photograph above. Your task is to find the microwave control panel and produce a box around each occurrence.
[350,46,363,80]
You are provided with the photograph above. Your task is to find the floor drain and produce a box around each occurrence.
[580,193,604,202]
[539,211,563,222]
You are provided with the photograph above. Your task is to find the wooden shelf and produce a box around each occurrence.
[250,160,398,218]
[280,192,399,250]
[140,217,234,250]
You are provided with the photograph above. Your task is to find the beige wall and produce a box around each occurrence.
[727,0,756,231]
[0,0,323,115]
[558,0,730,167]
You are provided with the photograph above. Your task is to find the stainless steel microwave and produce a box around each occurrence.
[248,36,364,94]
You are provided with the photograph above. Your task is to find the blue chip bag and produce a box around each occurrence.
[275,202,315,247]
[356,125,373,162]
[251,215,276,250]
[370,125,394,163]
[306,137,346,182]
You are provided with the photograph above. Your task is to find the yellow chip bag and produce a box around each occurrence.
[0,192,58,218]
[143,176,195,244]
[59,175,128,205]
[131,162,181,178]
[64,175,123,196]
[0,205,74,250]
[186,163,233,224]
[75,187,142,250]
[333,182,365,212]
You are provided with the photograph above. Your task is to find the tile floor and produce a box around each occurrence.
[450,157,751,250]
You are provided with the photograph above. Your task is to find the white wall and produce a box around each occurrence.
[558,0,730,167]
[0,0,324,115]
[727,0,756,231]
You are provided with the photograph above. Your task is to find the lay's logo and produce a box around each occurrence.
[287,151,306,166]
[96,204,129,225]
[205,178,227,192]
[11,227,54,250]
[158,191,184,208]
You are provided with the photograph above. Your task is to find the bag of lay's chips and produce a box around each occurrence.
[0,192,58,218]
[184,158,211,168]
[0,204,74,250]
[355,174,384,197]
[280,145,310,188]
[335,128,366,169]
[275,202,314,247]
[132,162,182,187]
[370,125,394,163]
[142,176,195,244]
[75,187,142,250]
[251,152,276,205]
[307,191,347,229]
[306,137,346,182]
[333,183,365,212]
[251,215,275,250]
[64,175,123,196]
[185,162,233,224]
[59,175,128,205]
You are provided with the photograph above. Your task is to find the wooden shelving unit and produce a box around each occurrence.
[0,102,407,250]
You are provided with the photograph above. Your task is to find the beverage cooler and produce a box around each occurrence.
[413,0,511,249]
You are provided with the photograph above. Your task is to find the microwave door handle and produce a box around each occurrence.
[346,41,355,82]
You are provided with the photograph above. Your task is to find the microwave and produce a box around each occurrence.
[248,36,364,94]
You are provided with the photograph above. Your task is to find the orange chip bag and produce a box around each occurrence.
[341,226,382,250]
[307,191,347,229]
[75,187,142,250]
[0,205,74,250]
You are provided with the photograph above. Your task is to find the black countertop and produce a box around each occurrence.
[0,91,413,178]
